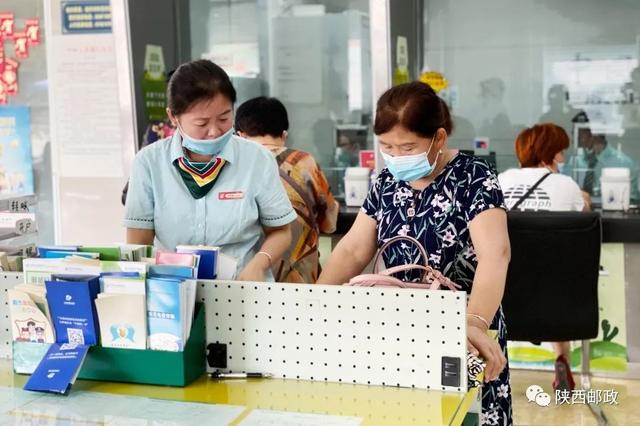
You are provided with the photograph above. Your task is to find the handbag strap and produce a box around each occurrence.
[510,172,552,210]
[372,235,429,280]
[382,264,462,291]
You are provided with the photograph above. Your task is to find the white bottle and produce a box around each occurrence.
[344,167,371,207]
[601,167,630,211]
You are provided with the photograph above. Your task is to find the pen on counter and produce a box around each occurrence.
[211,371,273,379]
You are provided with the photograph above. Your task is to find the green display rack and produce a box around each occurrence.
[14,303,206,387]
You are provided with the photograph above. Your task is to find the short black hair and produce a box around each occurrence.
[167,59,236,115]
[235,97,289,138]
[592,134,608,145]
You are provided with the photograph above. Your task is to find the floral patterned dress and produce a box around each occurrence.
[362,153,512,425]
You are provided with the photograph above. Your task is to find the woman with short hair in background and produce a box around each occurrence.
[498,123,590,392]
[236,96,339,283]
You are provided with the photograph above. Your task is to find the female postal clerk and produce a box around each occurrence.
[318,82,513,425]
[124,59,297,281]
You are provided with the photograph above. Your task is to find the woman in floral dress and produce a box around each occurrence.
[318,81,513,425]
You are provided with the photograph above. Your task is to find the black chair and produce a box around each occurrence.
[503,211,600,342]
[503,211,601,388]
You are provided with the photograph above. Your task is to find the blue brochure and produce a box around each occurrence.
[45,275,101,346]
[23,343,89,394]
[148,264,195,279]
[146,277,184,351]
[42,251,98,259]
[188,249,216,279]
[37,246,79,257]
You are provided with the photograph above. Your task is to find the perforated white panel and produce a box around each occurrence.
[197,281,468,392]
[0,275,469,392]
[0,273,23,359]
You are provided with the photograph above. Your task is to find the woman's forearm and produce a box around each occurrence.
[317,212,378,284]
[126,228,155,245]
[255,225,291,267]
[467,254,509,327]
[316,241,371,285]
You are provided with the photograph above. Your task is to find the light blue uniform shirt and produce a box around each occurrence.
[124,132,297,280]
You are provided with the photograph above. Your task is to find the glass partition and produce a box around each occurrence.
[423,0,640,203]
[189,0,374,199]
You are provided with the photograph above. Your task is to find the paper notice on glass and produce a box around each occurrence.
[271,17,322,104]
[48,34,124,178]
[239,409,362,426]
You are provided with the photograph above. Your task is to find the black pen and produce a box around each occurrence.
[211,371,273,379]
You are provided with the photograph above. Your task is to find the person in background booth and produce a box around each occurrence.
[235,96,339,283]
[498,123,588,392]
[124,60,296,282]
[317,81,513,425]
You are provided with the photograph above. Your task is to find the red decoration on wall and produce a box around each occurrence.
[2,58,19,96]
[0,12,40,104]
[0,40,6,104]
[25,19,40,46]
[13,31,28,59]
[0,12,15,40]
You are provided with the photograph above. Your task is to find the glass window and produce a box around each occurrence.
[423,0,640,203]
[0,1,54,245]
[189,0,374,199]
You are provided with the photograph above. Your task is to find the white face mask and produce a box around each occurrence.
[556,162,565,173]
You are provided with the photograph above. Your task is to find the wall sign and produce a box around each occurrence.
[61,1,111,34]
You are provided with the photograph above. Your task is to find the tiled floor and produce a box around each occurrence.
[511,369,640,425]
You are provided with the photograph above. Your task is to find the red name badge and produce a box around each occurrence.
[219,191,244,200]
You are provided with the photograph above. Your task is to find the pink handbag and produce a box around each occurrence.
[347,235,461,291]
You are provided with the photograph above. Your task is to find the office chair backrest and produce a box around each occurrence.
[503,211,601,342]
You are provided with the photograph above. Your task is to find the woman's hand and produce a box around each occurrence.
[237,254,270,282]
[467,324,506,382]
[237,263,267,282]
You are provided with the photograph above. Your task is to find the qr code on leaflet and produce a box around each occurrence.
[67,328,85,345]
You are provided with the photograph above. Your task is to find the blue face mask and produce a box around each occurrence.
[179,125,234,156]
[381,137,438,182]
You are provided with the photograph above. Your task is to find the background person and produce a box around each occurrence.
[498,123,589,392]
[235,96,339,283]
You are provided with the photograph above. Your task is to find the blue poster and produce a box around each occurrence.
[61,1,112,34]
[0,107,34,195]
